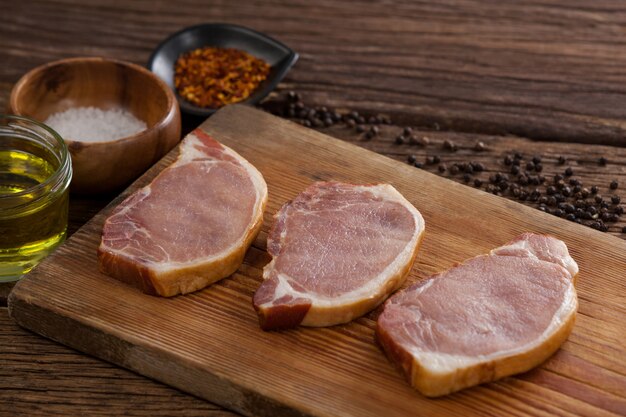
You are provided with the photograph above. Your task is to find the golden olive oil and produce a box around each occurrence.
[0,149,69,281]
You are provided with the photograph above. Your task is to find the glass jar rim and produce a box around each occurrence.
[0,114,72,201]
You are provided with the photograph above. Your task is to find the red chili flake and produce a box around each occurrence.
[174,46,271,109]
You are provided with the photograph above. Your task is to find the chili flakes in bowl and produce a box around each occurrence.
[174,46,270,109]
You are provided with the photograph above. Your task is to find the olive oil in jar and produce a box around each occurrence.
[0,116,72,282]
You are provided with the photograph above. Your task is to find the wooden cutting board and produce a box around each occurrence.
[8,105,626,417]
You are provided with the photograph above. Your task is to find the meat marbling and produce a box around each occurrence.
[377,233,578,397]
[253,181,425,330]
[98,129,268,297]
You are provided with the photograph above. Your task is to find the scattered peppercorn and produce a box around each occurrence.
[443,139,457,151]
[449,165,460,175]
[438,164,447,173]
[356,124,365,133]
[558,156,566,165]
[395,135,405,145]
[564,167,574,176]
[599,157,608,166]
[407,155,417,164]
[610,180,619,190]
[432,155,441,164]
[474,141,486,151]
[611,195,621,204]
[504,155,513,166]
[591,185,599,194]
[474,178,483,187]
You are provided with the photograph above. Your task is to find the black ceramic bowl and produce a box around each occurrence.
[148,23,298,117]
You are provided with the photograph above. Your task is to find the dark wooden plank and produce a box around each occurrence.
[3,0,626,144]
[9,105,626,417]
[0,307,239,416]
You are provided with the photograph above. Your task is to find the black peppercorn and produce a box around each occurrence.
[510,165,520,175]
[473,162,485,172]
[449,164,460,175]
[463,173,471,183]
[465,164,474,174]
[558,155,566,165]
[591,185,599,194]
[565,213,576,221]
[356,124,365,133]
[610,180,619,190]
[395,135,405,145]
[514,152,523,160]
[438,164,447,173]
[363,131,373,140]
[426,156,435,165]
[554,208,564,217]
[526,161,535,171]
[474,178,483,187]
[407,155,417,164]
[615,206,624,215]
[622,226,626,233]
[564,167,574,176]
[432,155,441,164]
[599,156,608,166]
[562,186,572,197]
[504,155,513,166]
[594,195,603,204]
[611,195,621,204]
[535,163,543,172]
[369,126,379,135]
[414,162,423,168]
[474,141,486,151]
[546,186,556,195]
[443,139,452,149]
[403,127,413,136]
[538,196,548,204]
[554,174,564,183]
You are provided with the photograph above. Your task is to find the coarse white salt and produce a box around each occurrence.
[44,106,147,142]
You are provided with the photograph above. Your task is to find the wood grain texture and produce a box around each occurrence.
[0,307,238,416]
[9,106,626,417]
[3,0,626,145]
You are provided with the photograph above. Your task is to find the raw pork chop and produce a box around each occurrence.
[98,129,268,297]
[377,233,578,397]
[253,182,425,330]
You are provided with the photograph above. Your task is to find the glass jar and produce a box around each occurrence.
[0,115,72,282]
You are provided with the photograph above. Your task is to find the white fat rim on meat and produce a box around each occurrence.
[492,237,579,278]
[103,132,268,271]
[261,184,425,308]
[401,274,577,375]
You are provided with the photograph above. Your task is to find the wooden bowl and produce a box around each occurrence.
[8,57,181,195]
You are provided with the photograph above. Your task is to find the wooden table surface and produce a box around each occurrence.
[1,1,625,415]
